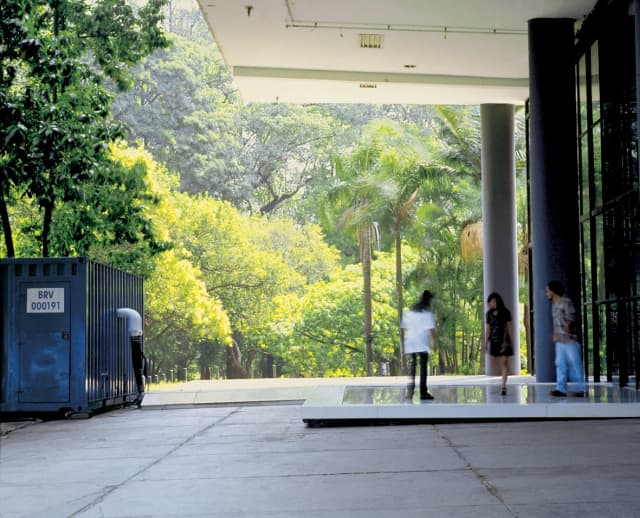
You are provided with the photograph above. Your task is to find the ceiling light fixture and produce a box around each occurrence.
[359,34,384,49]
[283,1,525,37]
[286,20,526,36]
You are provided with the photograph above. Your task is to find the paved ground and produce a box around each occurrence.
[1,378,640,517]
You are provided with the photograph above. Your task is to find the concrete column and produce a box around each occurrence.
[481,104,519,376]
[636,1,640,189]
[635,4,640,353]
[528,19,581,382]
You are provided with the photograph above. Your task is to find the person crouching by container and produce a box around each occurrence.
[401,290,436,401]
[484,292,514,396]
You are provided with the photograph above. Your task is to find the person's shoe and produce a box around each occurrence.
[573,391,586,397]
[420,392,434,400]
[500,387,507,396]
[550,389,567,397]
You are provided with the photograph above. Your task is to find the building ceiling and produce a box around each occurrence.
[198,0,598,105]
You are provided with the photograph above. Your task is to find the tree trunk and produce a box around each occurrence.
[438,351,445,375]
[226,332,249,378]
[0,195,15,257]
[41,199,53,257]
[524,301,532,374]
[226,344,249,378]
[361,225,373,376]
[168,0,176,33]
[461,328,467,370]
[395,229,405,375]
[198,340,215,379]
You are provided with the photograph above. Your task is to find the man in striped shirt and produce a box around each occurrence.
[546,280,586,398]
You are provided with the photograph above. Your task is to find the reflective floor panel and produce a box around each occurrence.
[302,382,640,425]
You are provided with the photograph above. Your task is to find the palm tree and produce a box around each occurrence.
[432,105,482,181]
[406,106,483,373]
[321,131,395,376]
[435,106,530,370]
[369,121,430,373]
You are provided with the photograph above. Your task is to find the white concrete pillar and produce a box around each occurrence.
[481,104,520,376]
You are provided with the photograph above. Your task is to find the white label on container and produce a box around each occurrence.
[26,288,65,313]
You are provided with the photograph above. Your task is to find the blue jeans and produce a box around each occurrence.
[555,341,585,393]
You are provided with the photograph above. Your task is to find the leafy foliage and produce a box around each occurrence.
[0,0,530,380]
[154,192,342,377]
[266,251,404,377]
[144,248,231,377]
[112,42,346,217]
[0,0,169,256]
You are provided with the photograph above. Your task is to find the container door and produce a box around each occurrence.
[18,283,71,403]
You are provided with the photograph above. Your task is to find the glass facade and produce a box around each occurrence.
[574,0,640,388]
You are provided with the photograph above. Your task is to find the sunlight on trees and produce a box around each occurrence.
[0,0,529,380]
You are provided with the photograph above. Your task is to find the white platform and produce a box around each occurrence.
[302,381,640,425]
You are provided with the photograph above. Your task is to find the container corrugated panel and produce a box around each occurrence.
[0,257,143,415]
[86,261,143,409]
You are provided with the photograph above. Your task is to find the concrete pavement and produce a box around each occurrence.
[1,377,640,517]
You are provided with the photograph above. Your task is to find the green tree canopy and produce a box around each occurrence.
[0,0,169,257]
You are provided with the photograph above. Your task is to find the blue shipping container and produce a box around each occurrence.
[1,257,144,415]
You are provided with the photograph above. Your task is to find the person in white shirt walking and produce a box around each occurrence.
[401,290,436,400]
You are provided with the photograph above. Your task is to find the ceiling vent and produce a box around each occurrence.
[359,34,383,49]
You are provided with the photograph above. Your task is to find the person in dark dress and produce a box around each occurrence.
[484,292,513,395]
